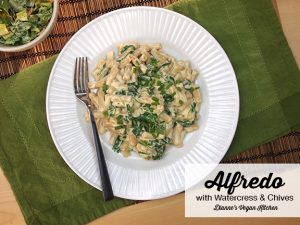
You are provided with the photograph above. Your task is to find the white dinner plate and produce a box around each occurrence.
[46,7,239,200]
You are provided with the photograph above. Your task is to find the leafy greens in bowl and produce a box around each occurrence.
[0,0,57,51]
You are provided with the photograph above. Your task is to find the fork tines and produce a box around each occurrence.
[74,57,89,94]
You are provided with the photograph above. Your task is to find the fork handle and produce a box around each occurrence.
[90,110,114,201]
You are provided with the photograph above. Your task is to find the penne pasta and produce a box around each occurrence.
[87,43,201,160]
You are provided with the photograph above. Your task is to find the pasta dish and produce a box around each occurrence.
[88,43,201,160]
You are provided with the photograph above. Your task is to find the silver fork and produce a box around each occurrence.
[74,57,114,201]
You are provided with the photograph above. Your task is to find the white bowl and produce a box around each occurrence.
[0,0,59,52]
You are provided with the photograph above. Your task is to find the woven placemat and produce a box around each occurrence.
[0,0,299,163]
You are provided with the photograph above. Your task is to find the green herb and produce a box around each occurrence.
[133,59,140,67]
[98,63,107,76]
[166,76,175,84]
[115,125,125,130]
[175,79,183,84]
[164,107,171,115]
[142,104,154,112]
[139,140,149,147]
[131,108,165,138]
[157,80,166,94]
[179,99,183,105]
[159,61,171,69]
[147,57,161,77]
[137,74,151,87]
[112,136,123,152]
[0,0,53,46]
[163,92,176,104]
[152,96,159,105]
[115,90,126,95]
[138,137,172,160]
[165,76,175,89]
[101,68,110,77]
[107,105,115,117]
[156,80,163,86]
[116,44,136,62]
[176,119,194,128]
[190,101,196,113]
[103,111,108,117]
[121,44,136,54]
[148,57,158,71]
[183,80,196,93]
[102,83,109,93]
[147,86,155,96]
[124,115,130,123]
[132,119,142,136]
[126,104,133,115]
[141,111,164,137]
[127,82,139,96]
[132,65,143,75]
[116,115,123,125]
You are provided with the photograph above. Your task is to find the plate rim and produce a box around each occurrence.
[46,6,240,200]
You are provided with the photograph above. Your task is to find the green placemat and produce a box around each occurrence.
[0,0,299,224]
[168,0,300,156]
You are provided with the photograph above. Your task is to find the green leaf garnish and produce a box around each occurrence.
[151,96,159,105]
[102,83,109,93]
[121,44,136,54]
[176,120,194,128]
[112,136,123,153]
[107,105,115,117]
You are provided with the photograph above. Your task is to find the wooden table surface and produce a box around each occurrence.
[0,0,299,224]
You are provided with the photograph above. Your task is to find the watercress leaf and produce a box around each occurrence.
[163,93,176,104]
[175,79,183,84]
[102,83,109,93]
[112,136,123,153]
[116,50,134,62]
[127,82,138,96]
[116,115,123,125]
[151,96,159,105]
[107,105,115,117]
[190,100,196,113]
[137,75,151,87]
[121,44,136,54]
[147,57,159,75]
[146,138,170,160]
[176,119,194,127]
[147,86,154,96]
[115,89,126,95]
[132,119,142,136]
[115,125,125,130]
[159,61,171,69]
[126,104,133,116]
[139,140,149,147]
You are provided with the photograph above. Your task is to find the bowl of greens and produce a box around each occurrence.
[0,0,58,52]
